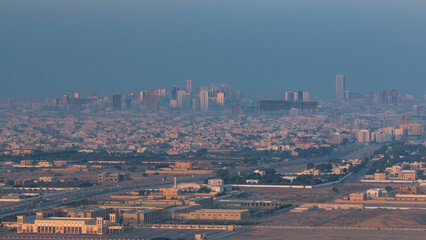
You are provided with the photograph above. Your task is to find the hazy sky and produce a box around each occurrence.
[1,0,425,100]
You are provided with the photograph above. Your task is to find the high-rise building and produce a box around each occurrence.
[7,98,14,109]
[145,90,159,112]
[62,95,69,105]
[200,90,209,111]
[73,93,80,99]
[232,103,241,117]
[293,90,303,102]
[217,92,225,105]
[357,130,371,143]
[302,91,310,102]
[192,97,200,111]
[285,91,294,102]
[186,80,192,94]
[336,75,345,100]
[124,97,132,109]
[344,90,350,100]
[112,94,122,110]
[177,90,186,108]
[182,94,192,111]
[139,91,144,101]
[388,90,398,105]
[234,90,242,101]
[171,86,179,100]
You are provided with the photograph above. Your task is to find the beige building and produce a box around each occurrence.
[17,212,106,235]
[177,209,250,221]
[98,172,128,183]
[350,193,366,202]
[374,173,387,180]
[54,160,68,167]
[20,160,33,166]
[66,207,113,218]
[39,177,57,182]
[122,209,164,225]
[402,170,416,181]
[366,188,388,199]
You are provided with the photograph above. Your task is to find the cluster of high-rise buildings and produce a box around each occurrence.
[109,81,241,112]
[335,75,414,105]
[17,81,242,113]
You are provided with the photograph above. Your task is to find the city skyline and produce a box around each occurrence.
[0,1,425,240]
[1,1,426,100]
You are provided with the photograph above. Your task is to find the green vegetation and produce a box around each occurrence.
[366,142,426,177]
[218,168,344,186]
[59,199,96,207]
[17,180,94,188]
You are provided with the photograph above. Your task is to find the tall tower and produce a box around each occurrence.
[232,103,241,117]
[112,93,122,110]
[186,80,192,94]
[302,91,310,102]
[336,75,345,100]
[139,91,144,101]
[177,90,186,108]
[285,91,294,102]
[145,90,159,112]
[171,86,179,100]
[217,92,225,105]
[200,90,209,111]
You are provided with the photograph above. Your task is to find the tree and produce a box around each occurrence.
[216,169,229,179]
[307,162,315,169]
[198,186,211,193]
[196,148,208,157]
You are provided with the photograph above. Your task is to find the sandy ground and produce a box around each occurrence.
[260,209,426,228]
[230,228,426,240]
[236,182,419,205]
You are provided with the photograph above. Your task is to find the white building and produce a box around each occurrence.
[200,90,209,111]
[356,130,370,143]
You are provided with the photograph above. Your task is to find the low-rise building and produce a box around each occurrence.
[122,209,164,225]
[350,193,366,202]
[177,209,250,221]
[39,177,57,182]
[374,173,387,180]
[366,188,388,199]
[98,173,128,183]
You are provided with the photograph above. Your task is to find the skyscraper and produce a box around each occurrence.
[293,90,303,102]
[232,103,241,117]
[139,91,144,101]
[285,91,294,102]
[171,86,179,100]
[182,94,192,111]
[112,93,122,110]
[7,98,14,109]
[217,92,225,105]
[186,80,192,94]
[145,90,159,112]
[336,75,345,100]
[177,90,186,108]
[200,90,209,111]
[302,91,310,102]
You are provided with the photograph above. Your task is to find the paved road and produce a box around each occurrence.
[341,144,381,183]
